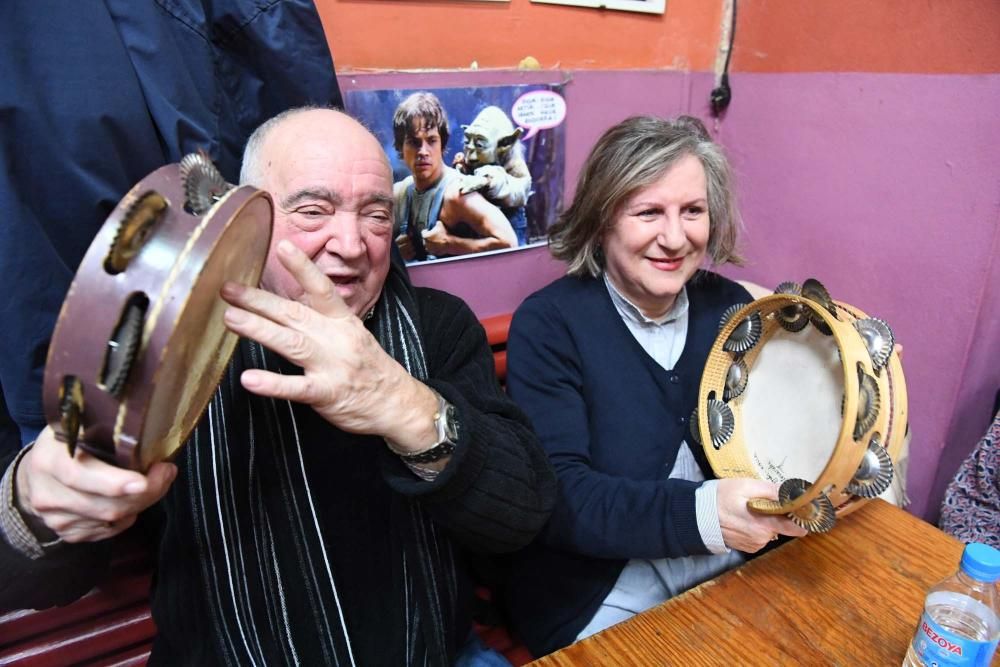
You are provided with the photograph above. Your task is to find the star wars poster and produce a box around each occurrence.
[345,83,566,264]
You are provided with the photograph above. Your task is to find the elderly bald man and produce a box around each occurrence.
[0,108,555,666]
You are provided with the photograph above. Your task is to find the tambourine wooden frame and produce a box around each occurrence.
[42,164,273,472]
[697,293,908,524]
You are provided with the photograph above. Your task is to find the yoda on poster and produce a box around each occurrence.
[344,83,567,264]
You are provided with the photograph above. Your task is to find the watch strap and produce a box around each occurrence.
[396,439,456,465]
[385,391,459,465]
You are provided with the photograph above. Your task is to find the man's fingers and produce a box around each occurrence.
[240,369,326,405]
[49,448,151,498]
[221,244,352,328]
[144,462,178,502]
[275,240,352,319]
[47,462,175,517]
[45,507,134,533]
[60,514,138,544]
[33,483,146,526]
[224,304,316,364]
[222,282,313,329]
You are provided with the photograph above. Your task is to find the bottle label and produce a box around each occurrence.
[909,609,999,666]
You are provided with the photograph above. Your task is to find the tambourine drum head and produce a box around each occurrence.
[139,204,270,469]
[741,327,843,485]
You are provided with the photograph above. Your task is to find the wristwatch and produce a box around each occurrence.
[387,391,460,464]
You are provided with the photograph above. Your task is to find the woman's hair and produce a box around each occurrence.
[549,115,743,276]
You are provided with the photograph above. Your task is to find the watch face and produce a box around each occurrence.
[444,403,460,442]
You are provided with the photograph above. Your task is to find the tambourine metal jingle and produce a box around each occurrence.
[42,162,273,472]
[696,289,907,531]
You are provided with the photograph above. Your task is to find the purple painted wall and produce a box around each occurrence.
[715,72,1000,522]
[339,70,1000,521]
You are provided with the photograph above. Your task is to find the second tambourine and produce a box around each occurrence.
[692,279,908,533]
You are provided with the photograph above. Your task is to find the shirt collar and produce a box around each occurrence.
[603,272,689,326]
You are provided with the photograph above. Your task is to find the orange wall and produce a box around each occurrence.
[733,0,1000,74]
[316,0,721,71]
[317,0,999,73]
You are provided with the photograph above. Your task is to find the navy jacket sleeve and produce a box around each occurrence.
[506,291,707,560]
[0,0,342,446]
[379,289,557,555]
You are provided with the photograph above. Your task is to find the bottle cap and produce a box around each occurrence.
[960,542,1000,582]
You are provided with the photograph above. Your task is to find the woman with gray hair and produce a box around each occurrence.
[503,115,806,656]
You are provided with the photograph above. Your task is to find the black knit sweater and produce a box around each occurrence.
[0,287,556,665]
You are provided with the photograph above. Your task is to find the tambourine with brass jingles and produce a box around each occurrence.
[692,279,908,533]
[42,154,273,472]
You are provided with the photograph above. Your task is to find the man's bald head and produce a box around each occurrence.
[240,107,388,188]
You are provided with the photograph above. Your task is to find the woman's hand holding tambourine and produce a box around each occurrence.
[716,478,808,552]
[14,426,177,544]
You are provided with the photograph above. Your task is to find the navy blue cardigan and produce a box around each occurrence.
[503,270,751,656]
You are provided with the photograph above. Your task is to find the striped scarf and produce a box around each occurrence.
[172,263,458,665]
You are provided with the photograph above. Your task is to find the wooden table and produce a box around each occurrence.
[531,500,977,666]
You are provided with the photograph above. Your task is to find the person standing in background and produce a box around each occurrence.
[0,0,343,455]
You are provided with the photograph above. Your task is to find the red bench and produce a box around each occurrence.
[0,314,529,666]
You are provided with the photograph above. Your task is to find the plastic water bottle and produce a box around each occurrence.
[903,542,1000,666]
